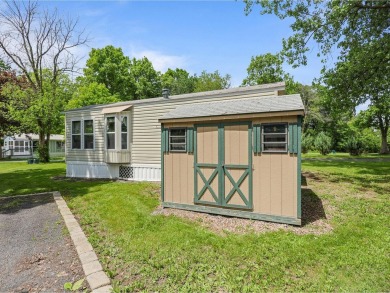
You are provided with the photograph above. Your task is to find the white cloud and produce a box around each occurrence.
[128,48,188,73]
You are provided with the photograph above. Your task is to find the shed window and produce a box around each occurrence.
[84,120,94,149]
[106,117,115,149]
[72,121,81,149]
[169,128,186,152]
[121,116,128,150]
[262,123,287,152]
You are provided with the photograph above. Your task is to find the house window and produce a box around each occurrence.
[106,117,116,149]
[56,141,65,152]
[262,123,288,152]
[169,128,186,152]
[72,121,81,149]
[84,120,94,149]
[121,116,128,150]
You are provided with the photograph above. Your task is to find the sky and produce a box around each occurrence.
[43,1,326,87]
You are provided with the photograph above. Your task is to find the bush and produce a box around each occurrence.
[314,132,332,155]
[301,134,313,154]
[344,136,364,156]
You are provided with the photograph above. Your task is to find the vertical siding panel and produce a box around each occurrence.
[281,155,294,217]
[270,154,282,215]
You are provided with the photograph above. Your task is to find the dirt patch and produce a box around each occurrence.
[153,205,333,236]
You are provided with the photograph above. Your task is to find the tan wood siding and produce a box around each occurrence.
[252,116,298,218]
[163,115,299,220]
[164,152,194,205]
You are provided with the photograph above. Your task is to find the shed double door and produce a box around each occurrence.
[194,123,253,210]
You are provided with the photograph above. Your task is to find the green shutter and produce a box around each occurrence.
[289,123,298,154]
[253,124,262,154]
[162,128,169,153]
[187,128,194,153]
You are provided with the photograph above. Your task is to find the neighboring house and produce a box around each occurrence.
[2,134,65,159]
[64,82,304,225]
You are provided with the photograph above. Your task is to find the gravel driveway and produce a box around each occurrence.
[0,193,85,292]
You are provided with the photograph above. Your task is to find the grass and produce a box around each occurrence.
[0,157,389,292]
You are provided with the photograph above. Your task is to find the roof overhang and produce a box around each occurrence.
[159,110,305,124]
[159,94,304,123]
[101,105,132,114]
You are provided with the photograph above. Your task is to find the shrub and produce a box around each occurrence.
[314,132,332,155]
[301,134,313,154]
[344,136,364,156]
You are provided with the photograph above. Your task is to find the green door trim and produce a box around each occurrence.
[194,121,253,210]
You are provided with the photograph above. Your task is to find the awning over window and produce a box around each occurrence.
[101,105,132,114]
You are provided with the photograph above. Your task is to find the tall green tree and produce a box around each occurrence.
[67,82,120,110]
[322,37,389,153]
[161,68,196,95]
[242,53,299,94]
[194,70,231,92]
[244,0,390,153]
[0,68,27,139]
[83,46,132,100]
[3,71,74,159]
[0,0,88,162]
[244,0,389,67]
[129,57,162,100]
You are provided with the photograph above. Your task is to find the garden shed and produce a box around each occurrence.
[159,94,304,225]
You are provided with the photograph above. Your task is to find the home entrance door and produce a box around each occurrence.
[194,123,253,210]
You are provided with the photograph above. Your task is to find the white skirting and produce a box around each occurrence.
[66,161,161,181]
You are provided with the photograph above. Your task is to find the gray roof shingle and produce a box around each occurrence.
[160,94,304,120]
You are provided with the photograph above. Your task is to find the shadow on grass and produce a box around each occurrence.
[301,187,327,226]
[0,166,113,200]
[303,160,390,195]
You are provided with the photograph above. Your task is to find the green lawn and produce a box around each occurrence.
[0,158,389,292]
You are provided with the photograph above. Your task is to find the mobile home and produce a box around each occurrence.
[2,133,65,159]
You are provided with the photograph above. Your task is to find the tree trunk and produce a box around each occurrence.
[380,130,389,154]
[38,131,50,162]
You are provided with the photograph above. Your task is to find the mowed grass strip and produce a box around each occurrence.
[0,158,389,292]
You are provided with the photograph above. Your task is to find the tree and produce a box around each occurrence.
[355,104,389,154]
[161,68,195,95]
[3,71,74,159]
[242,53,299,94]
[194,70,231,92]
[83,46,132,100]
[322,37,390,153]
[67,82,120,110]
[244,0,389,68]
[0,0,88,162]
[129,57,161,100]
[0,67,28,139]
[244,1,390,153]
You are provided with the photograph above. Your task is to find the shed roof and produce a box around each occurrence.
[160,94,304,121]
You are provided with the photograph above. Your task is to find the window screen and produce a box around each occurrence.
[262,123,288,152]
[84,120,94,149]
[72,121,81,149]
[121,116,128,150]
[169,128,186,152]
[106,117,115,149]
